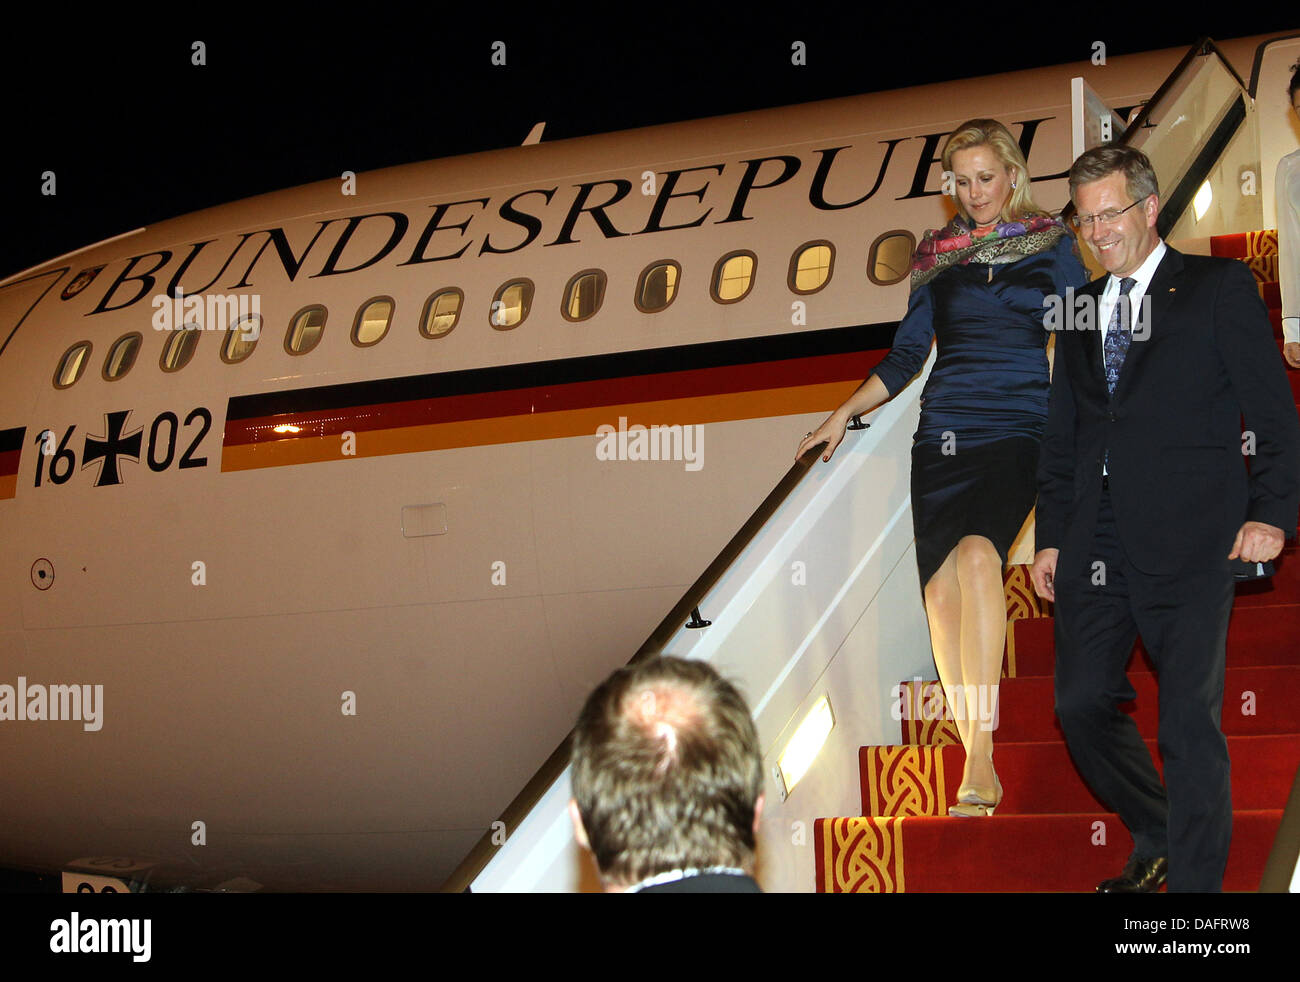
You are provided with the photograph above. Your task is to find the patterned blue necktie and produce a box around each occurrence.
[1103,277,1138,396]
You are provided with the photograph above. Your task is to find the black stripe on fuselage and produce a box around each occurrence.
[227,320,900,421]
[0,426,26,454]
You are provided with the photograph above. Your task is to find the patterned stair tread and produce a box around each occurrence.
[1002,565,1051,624]
[896,665,1300,745]
[1009,603,1300,676]
[1247,254,1280,286]
[814,810,1281,892]
[858,734,1300,817]
[1210,230,1278,258]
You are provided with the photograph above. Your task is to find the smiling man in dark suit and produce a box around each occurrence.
[1030,145,1300,893]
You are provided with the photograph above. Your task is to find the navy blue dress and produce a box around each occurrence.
[873,235,1090,589]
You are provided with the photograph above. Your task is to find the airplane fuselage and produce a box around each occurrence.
[0,36,1268,889]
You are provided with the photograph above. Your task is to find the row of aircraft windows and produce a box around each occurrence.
[53,232,916,390]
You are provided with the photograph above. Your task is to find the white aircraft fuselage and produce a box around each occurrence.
[0,35,1268,890]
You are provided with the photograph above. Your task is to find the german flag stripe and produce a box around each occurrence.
[227,322,897,420]
[221,380,868,471]
[0,425,24,456]
[221,322,898,472]
[0,427,24,500]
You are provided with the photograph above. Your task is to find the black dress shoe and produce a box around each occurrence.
[1097,856,1168,893]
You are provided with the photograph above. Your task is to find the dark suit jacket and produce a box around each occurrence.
[636,872,762,893]
[1036,246,1300,577]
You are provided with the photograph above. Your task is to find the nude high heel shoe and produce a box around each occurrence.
[948,770,1002,817]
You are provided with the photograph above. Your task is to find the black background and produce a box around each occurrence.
[2,16,1296,281]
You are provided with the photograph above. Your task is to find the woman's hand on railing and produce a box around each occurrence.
[796,411,849,463]
[796,375,889,463]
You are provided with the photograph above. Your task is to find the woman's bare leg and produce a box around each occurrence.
[953,534,1006,796]
[923,548,972,767]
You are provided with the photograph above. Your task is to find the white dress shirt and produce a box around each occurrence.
[1098,239,1167,347]
[1277,149,1300,345]
[1099,241,1166,476]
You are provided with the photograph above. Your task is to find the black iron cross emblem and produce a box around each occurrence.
[82,410,143,487]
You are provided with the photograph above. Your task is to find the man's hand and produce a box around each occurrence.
[1284,341,1300,369]
[1030,548,1060,602]
[1228,521,1286,564]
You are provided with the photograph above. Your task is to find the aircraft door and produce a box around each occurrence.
[0,268,67,421]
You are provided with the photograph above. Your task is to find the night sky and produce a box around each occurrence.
[2,17,1296,282]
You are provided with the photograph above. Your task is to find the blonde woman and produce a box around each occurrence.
[797,119,1089,816]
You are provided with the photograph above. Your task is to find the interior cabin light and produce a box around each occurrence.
[1193,181,1213,222]
[776,695,834,800]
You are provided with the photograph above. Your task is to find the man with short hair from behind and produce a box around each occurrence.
[568,656,764,892]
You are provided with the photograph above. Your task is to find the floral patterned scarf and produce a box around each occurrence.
[909,213,1068,290]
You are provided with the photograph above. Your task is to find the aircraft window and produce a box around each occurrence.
[490,279,534,330]
[635,261,679,313]
[712,251,756,304]
[420,289,463,338]
[353,297,394,347]
[222,315,261,364]
[867,230,916,286]
[562,269,606,322]
[54,340,92,389]
[160,327,200,373]
[103,332,142,381]
[286,305,327,355]
[791,241,834,294]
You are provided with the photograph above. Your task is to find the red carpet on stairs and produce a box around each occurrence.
[814,229,1300,892]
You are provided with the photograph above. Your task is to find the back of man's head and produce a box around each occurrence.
[569,656,764,887]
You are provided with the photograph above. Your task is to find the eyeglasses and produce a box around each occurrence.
[1070,197,1146,230]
